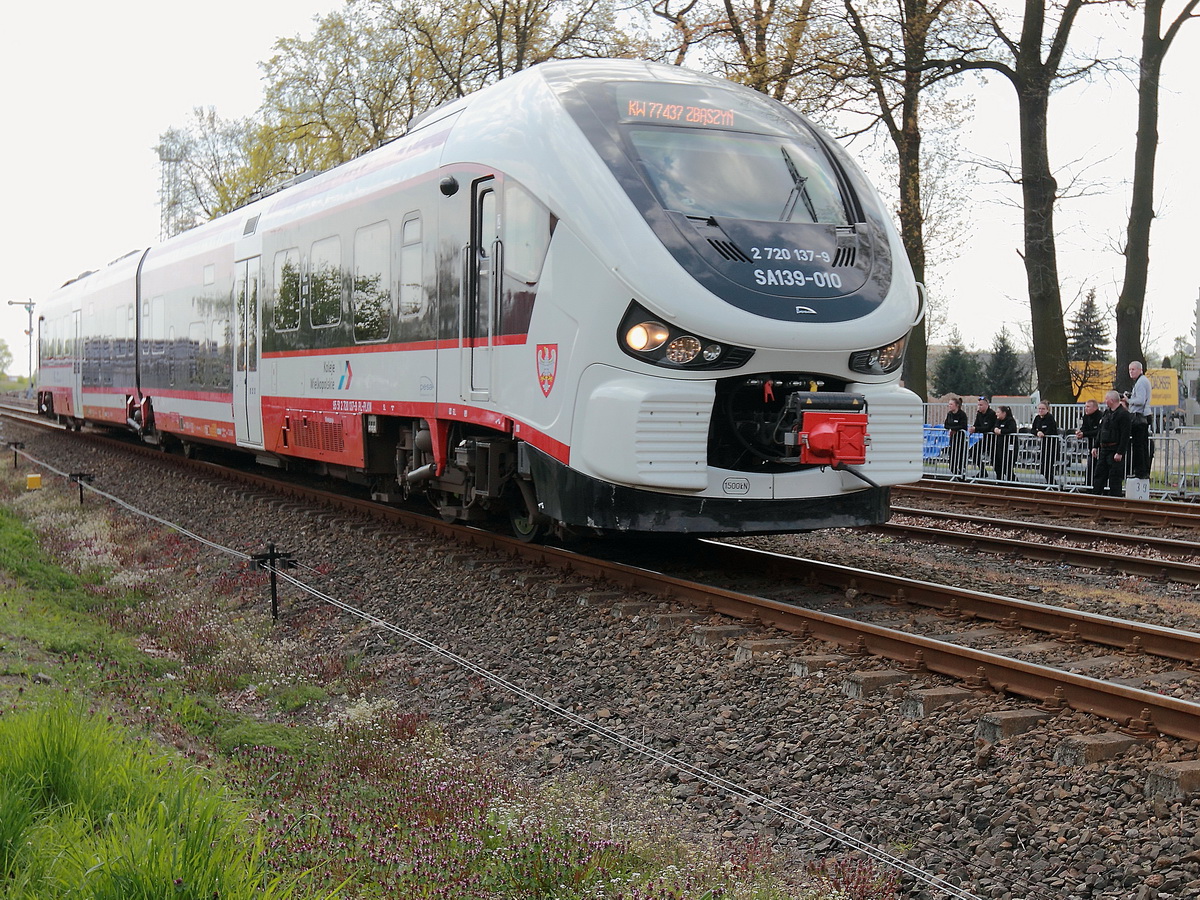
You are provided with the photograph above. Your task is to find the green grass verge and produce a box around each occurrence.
[0,699,333,899]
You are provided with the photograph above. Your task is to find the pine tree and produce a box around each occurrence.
[1067,288,1111,362]
[932,330,985,397]
[984,328,1026,396]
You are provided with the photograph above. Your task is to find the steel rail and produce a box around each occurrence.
[891,505,1200,557]
[510,541,1200,742]
[895,480,1200,530]
[701,540,1200,663]
[879,512,1200,585]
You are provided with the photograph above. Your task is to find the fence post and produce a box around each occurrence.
[251,543,296,621]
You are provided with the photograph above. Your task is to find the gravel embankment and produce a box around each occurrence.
[6,423,1200,900]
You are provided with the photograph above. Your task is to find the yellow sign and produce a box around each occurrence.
[1069,362,1179,406]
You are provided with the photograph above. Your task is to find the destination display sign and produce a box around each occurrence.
[622,97,738,128]
[614,82,790,134]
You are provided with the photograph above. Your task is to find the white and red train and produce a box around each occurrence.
[36,59,923,539]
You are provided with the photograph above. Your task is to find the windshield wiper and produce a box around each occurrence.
[779,147,818,223]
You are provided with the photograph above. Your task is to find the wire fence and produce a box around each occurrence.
[921,403,1199,498]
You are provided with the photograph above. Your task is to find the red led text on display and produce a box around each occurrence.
[625,99,737,128]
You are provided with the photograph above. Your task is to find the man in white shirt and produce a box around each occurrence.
[1126,360,1152,480]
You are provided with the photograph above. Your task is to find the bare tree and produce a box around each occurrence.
[935,0,1120,402]
[647,0,862,113]
[650,0,722,63]
[1113,0,1199,391]
[839,0,991,400]
[364,0,652,99]
[155,108,262,225]
[709,0,819,101]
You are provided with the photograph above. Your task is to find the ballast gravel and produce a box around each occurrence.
[6,423,1200,900]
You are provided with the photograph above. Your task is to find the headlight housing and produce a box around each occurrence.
[618,302,754,370]
[849,335,908,375]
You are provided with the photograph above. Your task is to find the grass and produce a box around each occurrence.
[0,465,899,900]
[0,700,324,899]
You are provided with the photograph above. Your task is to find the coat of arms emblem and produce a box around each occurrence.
[536,344,557,397]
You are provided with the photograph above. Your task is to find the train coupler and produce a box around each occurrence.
[786,411,869,466]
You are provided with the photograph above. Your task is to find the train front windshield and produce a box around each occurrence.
[627,127,849,225]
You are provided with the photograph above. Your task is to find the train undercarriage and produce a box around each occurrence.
[37,368,883,541]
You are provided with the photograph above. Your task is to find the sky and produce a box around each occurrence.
[2,1,1198,379]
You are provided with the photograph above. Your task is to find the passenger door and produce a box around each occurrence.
[232,257,263,446]
[463,177,499,402]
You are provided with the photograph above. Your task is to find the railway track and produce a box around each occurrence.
[895,479,1200,530]
[6,410,1200,747]
[607,540,1200,740]
[879,507,1200,585]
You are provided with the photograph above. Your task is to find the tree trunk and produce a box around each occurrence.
[898,33,928,400]
[844,0,933,400]
[1015,72,1071,401]
[1115,0,1168,392]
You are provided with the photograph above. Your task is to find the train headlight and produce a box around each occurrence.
[617,301,754,370]
[849,336,908,375]
[666,336,702,363]
[626,321,670,352]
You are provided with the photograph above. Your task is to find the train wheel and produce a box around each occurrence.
[508,481,547,543]
[509,506,546,542]
[429,491,460,523]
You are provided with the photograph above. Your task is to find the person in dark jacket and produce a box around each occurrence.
[943,396,968,477]
[1075,398,1102,486]
[1031,401,1060,483]
[967,396,998,478]
[1092,390,1131,496]
[993,405,1019,481]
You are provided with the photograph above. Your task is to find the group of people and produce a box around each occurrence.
[942,396,1043,483]
[1089,361,1153,495]
[941,361,1154,496]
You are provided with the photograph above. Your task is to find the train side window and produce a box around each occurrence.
[502,182,552,285]
[212,317,230,388]
[352,221,391,342]
[399,215,424,318]
[273,248,301,331]
[309,235,343,328]
[189,322,205,384]
[151,296,166,355]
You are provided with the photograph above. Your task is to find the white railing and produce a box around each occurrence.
[921,404,1199,499]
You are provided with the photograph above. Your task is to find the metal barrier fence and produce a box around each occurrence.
[921,406,1200,499]
[923,401,1187,436]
